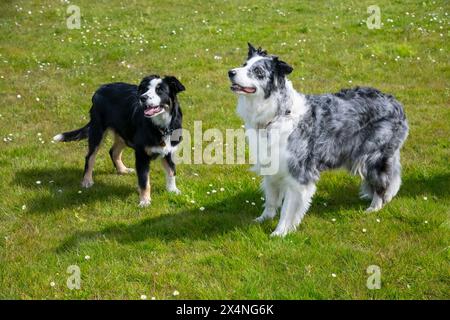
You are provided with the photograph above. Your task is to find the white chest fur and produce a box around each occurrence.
[249,115,298,177]
[239,81,308,177]
[145,135,177,157]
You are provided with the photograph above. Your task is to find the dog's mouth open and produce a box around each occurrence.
[144,105,166,118]
[230,83,256,94]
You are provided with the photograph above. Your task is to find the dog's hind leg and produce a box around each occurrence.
[271,181,316,237]
[109,133,134,174]
[365,155,393,212]
[255,176,283,223]
[82,122,104,188]
[366,150,403,212]
[383,150,402,204]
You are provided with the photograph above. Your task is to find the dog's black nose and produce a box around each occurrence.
[139,95,147,103]
[228,70,236,78]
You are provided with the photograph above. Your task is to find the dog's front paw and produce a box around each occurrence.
[365,206,381,213]
[270,229,288,237]
[81,179,94,188]
[167,187,181,195]
[138,198,151,208]
[254,215,270,224]
[254,208,276,223]
[270,225,296,238]
[118,167,135,175]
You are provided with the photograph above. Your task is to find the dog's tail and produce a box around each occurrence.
[53,122,90,142]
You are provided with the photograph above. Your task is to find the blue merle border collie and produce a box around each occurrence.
[229,43,409,237]
[53,75,185,207]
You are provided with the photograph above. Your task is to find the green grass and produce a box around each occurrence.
[0,0,449,299]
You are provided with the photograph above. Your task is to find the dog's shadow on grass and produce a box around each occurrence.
[13,167,450,250]
[12,167,136,214]
[56,192,260,252]
[401,172,450,198]
[13,167,261,248]
[301,171,450,218]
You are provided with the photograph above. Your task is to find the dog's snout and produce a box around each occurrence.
[228,69,237,78]
[139,95,147,103]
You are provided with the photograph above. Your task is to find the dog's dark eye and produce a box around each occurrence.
[243,63,247,67]
[254,67,264,78]
[156,85,162,93]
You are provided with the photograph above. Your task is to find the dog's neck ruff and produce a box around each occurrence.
[150,110,172,130]
[237,79,308,130]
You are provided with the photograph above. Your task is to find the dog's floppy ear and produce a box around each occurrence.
[165,76,185,94]
[274,57,293,76]
[247,42,257,59]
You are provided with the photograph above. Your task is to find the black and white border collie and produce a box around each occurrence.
[53,75,185,207]
[229,43,409,237]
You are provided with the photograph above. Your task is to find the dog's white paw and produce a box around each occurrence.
[270,229,289,237]
[254,216,266,224]
[81,180,94,188]
[270,225,297,237]
[138,198,151,208]
[254,214,272,224]
[254,208,276,223]
[118,167,135,175]
[365,206,381,213]
[167,187,181,195]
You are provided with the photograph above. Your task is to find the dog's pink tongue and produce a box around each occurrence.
[144,106,161,116]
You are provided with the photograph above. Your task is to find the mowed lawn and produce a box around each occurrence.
[0,0,449,299]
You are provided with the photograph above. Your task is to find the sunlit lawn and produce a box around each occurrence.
[0,0,448,299]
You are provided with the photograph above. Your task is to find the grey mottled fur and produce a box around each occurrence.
[229,43,409,236]
[289,87,408,200]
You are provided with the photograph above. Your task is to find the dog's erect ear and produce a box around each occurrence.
[247,42,257,59]
[165,76,185,94]
[274,57,293,76]
[248,43,268,59]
